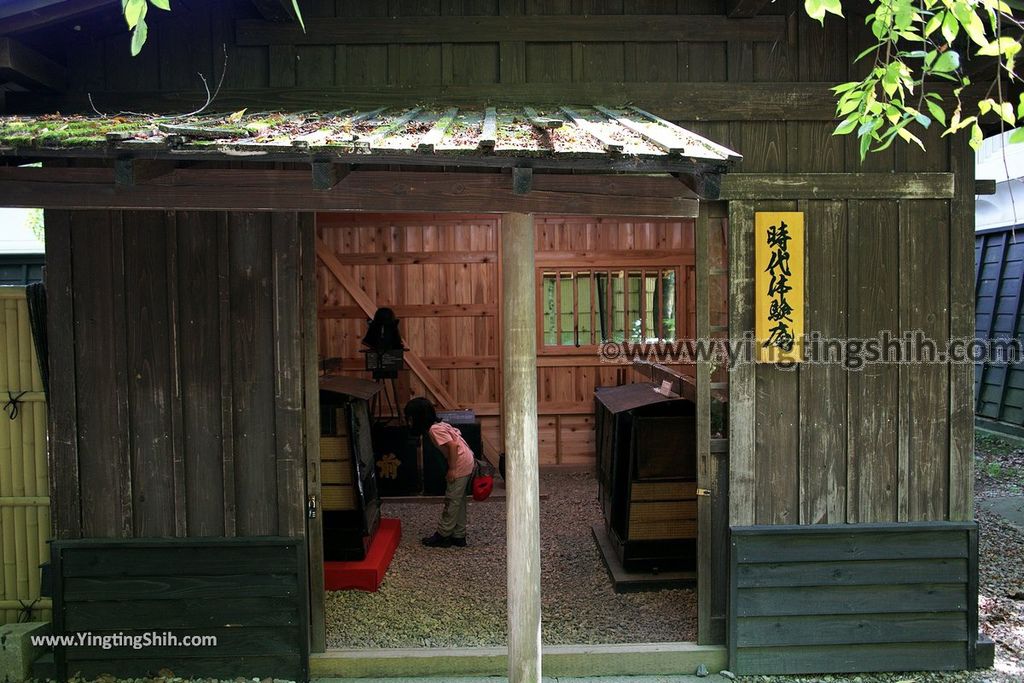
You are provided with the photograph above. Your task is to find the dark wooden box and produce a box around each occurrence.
[595,383,698,572]
[319,375,383,561]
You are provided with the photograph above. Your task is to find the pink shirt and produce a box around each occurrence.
[428,422,476,478]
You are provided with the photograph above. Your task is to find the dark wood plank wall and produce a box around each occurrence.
[729,523,979,675]
[44,209,315,539]
[27,0,974,527]
[51,537,309,681]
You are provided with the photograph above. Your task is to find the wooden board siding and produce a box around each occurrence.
[44,209,316,540]
[51,537,309,681]
[729,523,979,675]
[316,213,706,465]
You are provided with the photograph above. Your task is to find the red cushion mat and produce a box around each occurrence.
[324,517,402,592]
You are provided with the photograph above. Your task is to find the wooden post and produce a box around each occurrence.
[501,212,541,683]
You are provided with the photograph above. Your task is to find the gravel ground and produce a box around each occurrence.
[325,470,697,648]
[327,433,1024,682]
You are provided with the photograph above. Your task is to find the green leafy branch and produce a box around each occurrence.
[805,0,1024,158]
[122,0,169,56]
[123,0,306,56]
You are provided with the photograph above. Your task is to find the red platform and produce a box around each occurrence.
[324,517,402,592]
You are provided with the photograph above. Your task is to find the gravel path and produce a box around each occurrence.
[327,435,1024,681]
[325,470,697,648]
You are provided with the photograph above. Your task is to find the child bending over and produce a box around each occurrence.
[404,397,475,548]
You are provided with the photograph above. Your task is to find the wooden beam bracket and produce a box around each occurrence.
[512,167,533,195]
[0,37,65,91]
[311,161,349,191]
[676,171,722,201]
[976,179,997,196]
[113,158,176,186]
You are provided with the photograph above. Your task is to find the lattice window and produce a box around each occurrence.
[540,268,681,347]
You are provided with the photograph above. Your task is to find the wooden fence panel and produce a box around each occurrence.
[51,537,308,681]
[0,286,51,624]
[730,522,979,675]
[45,209,313,541]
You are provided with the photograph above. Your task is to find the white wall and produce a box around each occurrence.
[0,208,44,253]
[976,129,1024,231]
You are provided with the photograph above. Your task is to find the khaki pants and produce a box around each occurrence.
[437,475,471,538]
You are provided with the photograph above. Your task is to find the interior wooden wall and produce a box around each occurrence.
[45,209,316,540]
[317,213,702,465]
[15,0,975,528]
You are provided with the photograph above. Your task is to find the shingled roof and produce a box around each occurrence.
[0,105,741,173]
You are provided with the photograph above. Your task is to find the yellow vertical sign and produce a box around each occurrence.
[755,212,804,363]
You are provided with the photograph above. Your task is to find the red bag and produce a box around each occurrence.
[472,474,494,501]
[471,458,495,501]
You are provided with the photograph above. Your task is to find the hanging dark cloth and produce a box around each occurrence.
[25,282,49,400]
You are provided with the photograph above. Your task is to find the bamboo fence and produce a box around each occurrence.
[0,286,51,623]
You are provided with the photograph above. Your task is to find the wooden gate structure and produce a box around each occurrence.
[0,0,985,679]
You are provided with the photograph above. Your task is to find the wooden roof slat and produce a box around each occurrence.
[0,106,740,173]
[479,107,497,151]
[292,109,354,149]
[157,122,252,140]
[364,107,423,147]
[347,107,388,125]
[559,106,623,154]
[594,104,687,156]
[523,107,563,130]
[417,107,459,153]
[627,105,740,162]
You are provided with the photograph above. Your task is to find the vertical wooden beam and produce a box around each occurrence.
[165,211,188,537]
[728,201,755,526]
[949,135,975,521]
[43,209,81,539]
[501,212,541,683]
[272,212,305,538]
[217,212,237,537]
[695,205,712,644]
[110,212,134,538]
[301,213,326,653]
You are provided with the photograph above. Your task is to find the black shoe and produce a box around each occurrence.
[450,537,467,548]
[421,532,452,547]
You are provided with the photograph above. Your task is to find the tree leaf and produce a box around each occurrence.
[970,121,984,150]
[130,17,148,56]
[124,0,146,29]
[150,0,171,10]
[927,100,947,127]
[292,0,306,32]
[931,49,961,73]
[804,0,843,23]
[833,117,859,136]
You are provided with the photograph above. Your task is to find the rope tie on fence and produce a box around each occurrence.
[3,390,27,420]
[18,598,40,623]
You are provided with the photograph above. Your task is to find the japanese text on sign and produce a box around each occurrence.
[755,212,804,363]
